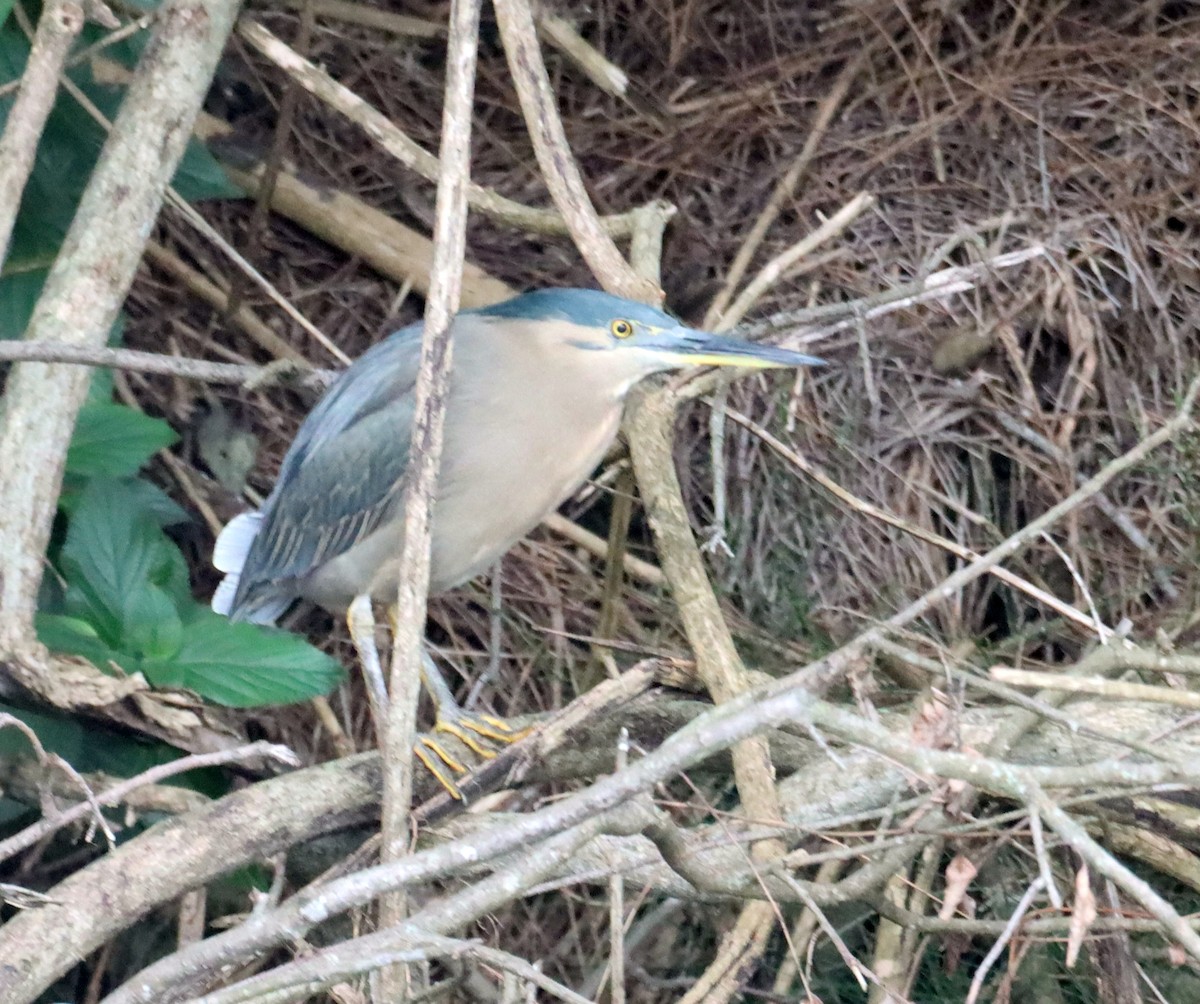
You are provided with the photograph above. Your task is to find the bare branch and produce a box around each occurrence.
[0,742,297,866]
[0,338,326,388]
[177,805,644,1004]
[0,0,85,268]
[237,19,667,240]
[0,0,242,649]
[703,55,862,327]
[492,0,663,301]
[992,666,1200,710]
[377,0,482,995]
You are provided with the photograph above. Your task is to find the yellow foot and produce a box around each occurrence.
[414,737,468,800]
[435,712,529,756]
[415,714,532,800]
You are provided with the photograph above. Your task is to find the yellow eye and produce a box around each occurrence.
[611,319,634,339]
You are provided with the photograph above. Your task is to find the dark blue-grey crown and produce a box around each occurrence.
[476,288,679,330]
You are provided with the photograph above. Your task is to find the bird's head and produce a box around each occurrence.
[477,288,824,393]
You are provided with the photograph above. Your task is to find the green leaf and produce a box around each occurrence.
[173,139,243,202]
[120,584,183,663]
[35,613,127,671]
[66,402,177,478]
[122,479,189,528]
[0,700,219,787]
[1,37,104,265]
[0,23,240,271]
[0,1,14,28]
[150,608,343,707]
[0,698,85,763]
[56,476,187,528]
[153,532,195,607]
[61,55,240,203]
[60,480,178,644]
[0,17,27,87]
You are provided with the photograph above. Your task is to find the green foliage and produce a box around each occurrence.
[0,19,239,270]
[0,701,187,779]
[38,480,343,707]
[0,14,338,749]
[159,609,345,707]
[0,266,48,337]
[66,401,180,477]
[0,16,333,945]
[0,701,230,851]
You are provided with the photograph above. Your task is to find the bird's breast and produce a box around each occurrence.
[427,371,623,593]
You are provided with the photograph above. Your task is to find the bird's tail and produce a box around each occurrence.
[211,512,291,624]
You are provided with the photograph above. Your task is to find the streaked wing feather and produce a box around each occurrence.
[229,325,423,613]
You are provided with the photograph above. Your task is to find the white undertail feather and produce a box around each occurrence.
[210,573,241,617]
[212,511,292,622]
[213,511,263,573]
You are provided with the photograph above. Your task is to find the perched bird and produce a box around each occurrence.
[212,287,822,787]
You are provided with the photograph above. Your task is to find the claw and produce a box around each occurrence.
[434,718,500,759]
[414,739,466,800]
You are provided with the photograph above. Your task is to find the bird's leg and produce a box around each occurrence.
[347,595,389,727]
[370,605,528,798]
[348,597,465,797]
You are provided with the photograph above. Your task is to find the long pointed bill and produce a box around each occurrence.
[660,328,825,370]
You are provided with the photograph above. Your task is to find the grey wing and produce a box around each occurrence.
[227,325,422,618]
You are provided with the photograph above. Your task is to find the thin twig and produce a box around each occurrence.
[542,512,665,586]
[0,338,326,388]
[133,803,651,1004]
[0,742,296,865]
[0,7,146,101]
[725,407,1111,637]
[492,0,663,302]
[703,56,861,328]
[626,386,789,1002]
[991,667,1200,710]
[719,191,875,331]
[1028,809,1064,910]
[237,19,667,240]
[703,191,872,551]
[682,245,1049,403]
[276,0,445,37]
[964,877,1045,1004]
[0,0,85,269]
[537,12,628,99]
[17,675,1200,1001]
[142,240,310,364]
[222,0,316,322]
[798,373,1200,693]
[378,0,482,997]
[51,59,352,367]
[609,729,629,1004]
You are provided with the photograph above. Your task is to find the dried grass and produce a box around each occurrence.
[115,0,1200,996]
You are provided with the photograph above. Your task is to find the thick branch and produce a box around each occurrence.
[0,754,382,1000]
[3,682,1199,1002]
[189,804,651,1004]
